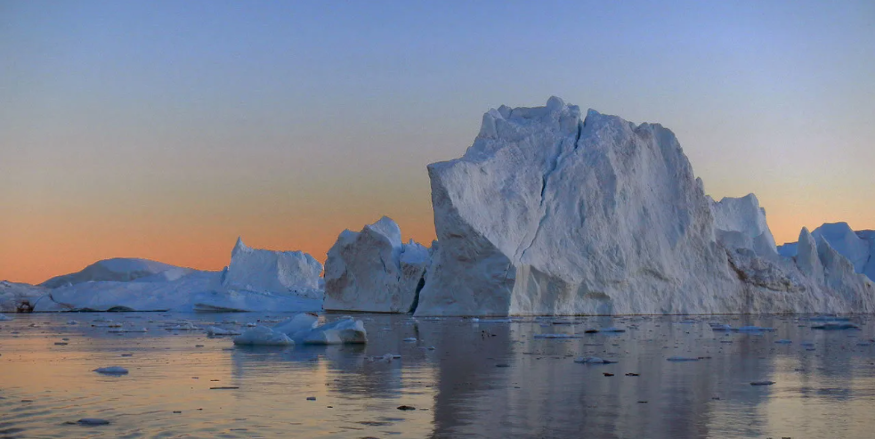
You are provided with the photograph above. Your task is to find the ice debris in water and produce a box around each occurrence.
[206,326,242,336]
[811,322,860,330]
[232,326,294,346]
[0,314,12,321]
[667,356,700,362]
[574,357,617,364]
[535,334,580,339]
[232,314,368,347]
[775,339,793,344]
[93,366,129,375]
[165,322,199,331]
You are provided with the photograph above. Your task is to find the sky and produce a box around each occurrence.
[2,0,874,284]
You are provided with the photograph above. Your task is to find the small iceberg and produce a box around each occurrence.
[0,313,13,321]
[774,339,793,344]
[93,366,129,375]
[667,356,699,362]
[300,317,367,345]
[233,326,294,346]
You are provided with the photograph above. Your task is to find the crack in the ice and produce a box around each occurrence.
[517,120,584,263]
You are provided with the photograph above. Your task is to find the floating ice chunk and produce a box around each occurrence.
[774,339,792,344]
[299,317,367,345]
[667,356,700,362]
[232,326,294,346]
[272,313,319,338]
[574,356,617,364]
[0,314,12,321]
[811,322,860,330]
[403,337,417,342]
[91,321,123,328]
[94,366,129,375]
[206,326,242,336]
[165,322,199,331]
[67,320,78,325]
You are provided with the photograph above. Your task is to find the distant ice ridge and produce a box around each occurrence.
[322,217,431,313]
[25,239,324,313]
[414,96,875,316]
[778,223,875,282]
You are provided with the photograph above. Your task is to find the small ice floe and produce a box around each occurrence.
[74,418,110,426]
[403,337,417,342]
[246,322,257,327]
[67,320,78,325]
[91,321,123,328]
[474,319,512,324]
[811,322,860,330]
[165,322,199,331]
[666,356,700,362]
[775,339,793,344]
[232,326,294,347]
[534,334,579,339]
[750,381,775,386]
[0,314,13,321]
[375,353,402,361]
[93,366,129,375]
[801,341,815,347]
[857,342,871,347]
[574,356,617,364]
[206,326,242,336]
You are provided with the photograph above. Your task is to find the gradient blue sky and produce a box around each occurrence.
[2,0,874,283]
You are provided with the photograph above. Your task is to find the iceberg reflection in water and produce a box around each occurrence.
[1,313,875,438]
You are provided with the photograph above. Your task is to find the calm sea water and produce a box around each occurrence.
[1,312,874,438]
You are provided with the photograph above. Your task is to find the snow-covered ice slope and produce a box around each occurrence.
[415,97,875,316]
[40,258,186,288]
[323,217,430,313]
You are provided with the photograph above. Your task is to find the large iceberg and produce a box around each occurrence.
[28,239,324,313]
[414,97,875,316]
[778,223,875,282]
[222,237,323,299]
[323,217,430,313]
